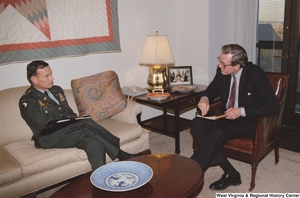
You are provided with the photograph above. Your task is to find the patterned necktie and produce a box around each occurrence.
[45,90,59,105]
[228,75,236,108]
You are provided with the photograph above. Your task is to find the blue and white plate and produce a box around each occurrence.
[90,161,153,192]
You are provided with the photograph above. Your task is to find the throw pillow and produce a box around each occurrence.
[71,70,127,121]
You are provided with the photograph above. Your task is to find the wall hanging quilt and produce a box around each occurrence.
[0,0,121,66]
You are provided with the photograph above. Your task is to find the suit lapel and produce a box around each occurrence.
[219,72,231,105]
[238,66,249,104]
[224,76,231,101]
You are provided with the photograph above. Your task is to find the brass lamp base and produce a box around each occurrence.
[147,64,168,92]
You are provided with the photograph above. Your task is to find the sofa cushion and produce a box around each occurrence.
[0,146,22,187]
[71,70,127,122]
[98,118,143,145]
[3,119,142,178]
[4,141,88,177]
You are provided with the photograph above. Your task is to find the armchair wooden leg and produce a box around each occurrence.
[249,163,257,191]
[274,145,279,165]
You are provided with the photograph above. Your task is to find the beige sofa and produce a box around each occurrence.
[0,86,150,198]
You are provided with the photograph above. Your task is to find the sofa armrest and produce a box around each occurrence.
[0,146,22,187]
[110,99,142,124]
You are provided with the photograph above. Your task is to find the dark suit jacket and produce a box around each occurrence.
[203,62,279,119]
[191,62,280,170]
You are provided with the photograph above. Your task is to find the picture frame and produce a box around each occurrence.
[168,66,193,87]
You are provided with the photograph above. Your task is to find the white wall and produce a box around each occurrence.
[175,0,230,119]
[0,0,231,120]
[175,1,209,85]
[208,0,231,78]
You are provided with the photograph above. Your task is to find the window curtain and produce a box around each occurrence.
[229,0,258,63]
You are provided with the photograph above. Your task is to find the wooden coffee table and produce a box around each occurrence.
[50,154,204,198]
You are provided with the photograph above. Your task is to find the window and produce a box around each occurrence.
[256,0,285,72]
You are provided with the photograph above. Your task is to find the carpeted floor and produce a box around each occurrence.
[280,127,300,153]
[38,129,300,197]
[149,130,300,197]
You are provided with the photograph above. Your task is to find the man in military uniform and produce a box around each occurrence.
[19,60,135,170]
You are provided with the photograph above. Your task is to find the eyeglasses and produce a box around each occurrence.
[217,57,232,68]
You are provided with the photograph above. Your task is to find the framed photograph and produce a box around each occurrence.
[168,66,193,87]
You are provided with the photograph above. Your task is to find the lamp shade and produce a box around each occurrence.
[139,32,174,66]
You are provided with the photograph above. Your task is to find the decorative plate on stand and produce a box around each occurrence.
[147,92,170,101]
[171,85,197,93]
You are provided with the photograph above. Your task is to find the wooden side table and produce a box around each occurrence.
[134,85,207,154]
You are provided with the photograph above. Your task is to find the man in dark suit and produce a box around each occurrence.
[191,44,279,190]
[19,60,137,171]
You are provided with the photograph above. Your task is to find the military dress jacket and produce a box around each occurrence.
[19,85,77,145]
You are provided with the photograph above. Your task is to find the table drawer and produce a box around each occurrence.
[179,95,201,108]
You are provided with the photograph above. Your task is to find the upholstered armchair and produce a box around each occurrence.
[192,72,289,191]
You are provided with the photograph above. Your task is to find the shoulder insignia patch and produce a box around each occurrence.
[21,100,27,108]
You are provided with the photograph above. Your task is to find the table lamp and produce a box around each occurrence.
[139,31,174,92]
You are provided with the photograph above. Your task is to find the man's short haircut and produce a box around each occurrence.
[222,44,248,67]
[27,60,49,84]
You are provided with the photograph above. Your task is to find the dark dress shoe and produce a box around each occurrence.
[209,173,242,190]
[130,152,146,158]
[130,151,149,158]
[130,150,151,159]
